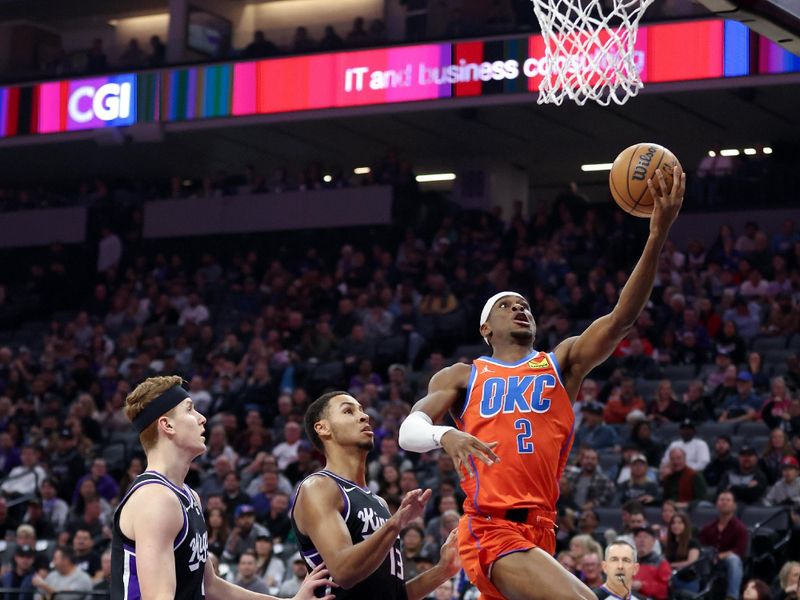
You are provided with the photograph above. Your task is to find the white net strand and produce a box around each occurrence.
[531,0,654,106]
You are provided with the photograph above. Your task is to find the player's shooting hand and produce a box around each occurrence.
[293,562,338,600]
[438,529,462,577]
[393,488,433,529]
[647,165,685,236]
[440,430,500,481]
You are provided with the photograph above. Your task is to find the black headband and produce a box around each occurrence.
[132,385,190,434]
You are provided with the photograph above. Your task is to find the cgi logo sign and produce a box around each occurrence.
[66,75,136,130]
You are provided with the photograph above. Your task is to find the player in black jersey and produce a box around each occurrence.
[292,391,460,599]
[111,375,334,600]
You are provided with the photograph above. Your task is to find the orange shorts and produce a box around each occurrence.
[457,512,556,600]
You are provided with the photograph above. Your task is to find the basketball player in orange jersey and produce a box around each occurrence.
[399,167,685,600]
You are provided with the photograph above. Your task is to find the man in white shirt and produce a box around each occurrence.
[1,446,47,497]
[96,228,122,274]
[272,422,302,471]
[660,419,710,472]
[178,293,210,326]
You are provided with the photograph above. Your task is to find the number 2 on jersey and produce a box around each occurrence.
[514,418,534,454]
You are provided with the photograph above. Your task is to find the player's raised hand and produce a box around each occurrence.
[392,488,433,529]
[440,429,500,481]
[292,562,338,600]
[437,529,462,577]
[647,165,685,236]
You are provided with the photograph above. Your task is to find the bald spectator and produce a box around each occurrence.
[661,447,708,510]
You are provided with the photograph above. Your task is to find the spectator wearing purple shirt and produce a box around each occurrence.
[71,459,119,504]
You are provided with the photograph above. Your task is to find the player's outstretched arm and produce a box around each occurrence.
[125,485,182,600]
[400,363,499,479]
[204,560,335,600]
[292,475,431,590]
[405,529,461,600]
[555,167,686,397]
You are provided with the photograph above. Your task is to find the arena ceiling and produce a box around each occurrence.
[3,76,799,192]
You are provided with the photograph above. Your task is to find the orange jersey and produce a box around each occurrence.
[455,350,575,515]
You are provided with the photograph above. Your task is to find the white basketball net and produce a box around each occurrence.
[531,0,654,106]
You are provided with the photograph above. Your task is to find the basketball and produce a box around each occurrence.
[609,143,683,218]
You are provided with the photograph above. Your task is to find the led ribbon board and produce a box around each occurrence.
[1,20,798,139]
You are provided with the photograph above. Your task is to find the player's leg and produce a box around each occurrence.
[490,548,598,600]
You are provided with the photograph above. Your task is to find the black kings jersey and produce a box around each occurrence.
[291,470,408,600]
[111,471,208,600]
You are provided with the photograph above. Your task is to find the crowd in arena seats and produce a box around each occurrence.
[0,173,799,598]
[0,154,417,214]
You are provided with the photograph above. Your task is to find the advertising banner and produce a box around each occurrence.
[1,19,797,139]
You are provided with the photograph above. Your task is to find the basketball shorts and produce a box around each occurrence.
[457,512,556,600]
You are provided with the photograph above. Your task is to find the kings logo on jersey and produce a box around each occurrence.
[357,507,388,535]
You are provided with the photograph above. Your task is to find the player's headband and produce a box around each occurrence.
[479,291,526,345]
[132,385,190,433]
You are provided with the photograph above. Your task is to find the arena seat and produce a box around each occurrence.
[101,441,128,473]
[672,379,692,396]
[374,335,407,364]
[740,505,789,530]
[737,421,771,437]
[595,507,624,532]
[662,364,697,380]
[654,421,680,442]
[310,361,345,389]
[697,422,736,440]
[741,506,792,583]
[599,451,621,475]
[635,378,661,399]
[753,336,790,353]
[689,506,721,530]
[643,505,663,526]
[766,349,795,368]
